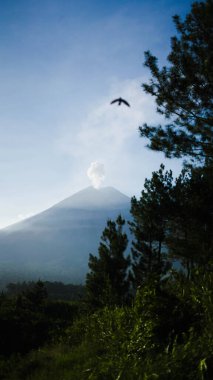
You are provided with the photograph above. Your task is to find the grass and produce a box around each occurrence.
[2,342,95,380]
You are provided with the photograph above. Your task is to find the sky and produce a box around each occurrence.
[0,0,193,228]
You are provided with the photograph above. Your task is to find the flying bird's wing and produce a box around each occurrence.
[110,98,130,106]
[110,98,119,104]
[121,98,130,107]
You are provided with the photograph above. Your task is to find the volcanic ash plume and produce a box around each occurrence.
[87,161,105,189]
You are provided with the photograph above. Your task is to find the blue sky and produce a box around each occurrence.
[0,0,193,228]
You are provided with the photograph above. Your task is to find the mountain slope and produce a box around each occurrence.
[0,187,131,287]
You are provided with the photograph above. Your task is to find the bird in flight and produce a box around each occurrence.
[110,97,130,107]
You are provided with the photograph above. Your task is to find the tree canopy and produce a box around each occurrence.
[86,215,130,307]
[140,0,213,161]
[130,165,172,287]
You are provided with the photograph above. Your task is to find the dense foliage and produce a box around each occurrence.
[0,281,81,357]
[1,269,212,380]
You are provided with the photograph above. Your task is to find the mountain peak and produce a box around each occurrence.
[54,186,130,210]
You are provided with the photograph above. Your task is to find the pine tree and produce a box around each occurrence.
[130,165,172,287]
[140,0,213,161]
[86,215,130,308]
[167,164,213,277]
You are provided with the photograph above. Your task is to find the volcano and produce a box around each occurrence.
[0,187,131,287]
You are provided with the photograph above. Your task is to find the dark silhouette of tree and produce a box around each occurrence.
[130,165,172,287]
[86,215,130,308]
[167,164,213,278]
[130,163,213,285]
[140,0,213,161]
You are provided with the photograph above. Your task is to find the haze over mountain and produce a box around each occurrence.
[0,187,131,287]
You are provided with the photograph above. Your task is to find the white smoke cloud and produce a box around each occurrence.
[87,161,105,189]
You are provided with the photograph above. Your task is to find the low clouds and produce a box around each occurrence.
[87,161,105,189]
